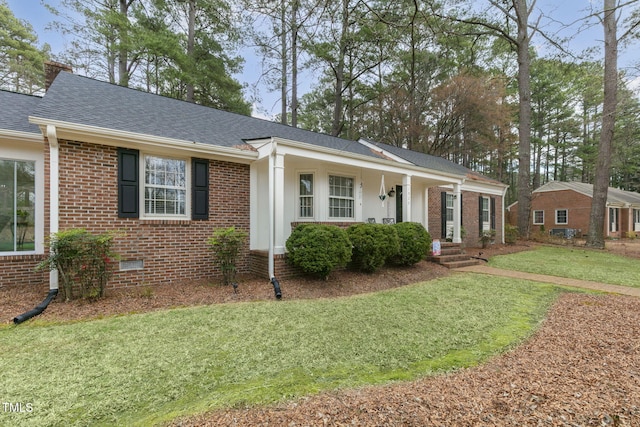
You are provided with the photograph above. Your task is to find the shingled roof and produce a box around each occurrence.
[0,90,42,135]
[31,72,379,159]
[535,181,640,206]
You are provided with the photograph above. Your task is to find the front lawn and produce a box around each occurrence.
[0,275,559,426]
[488,245,640,287]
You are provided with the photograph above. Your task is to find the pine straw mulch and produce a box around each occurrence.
[3,242,640,425]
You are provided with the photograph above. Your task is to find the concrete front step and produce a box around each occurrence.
[441,259,481,269]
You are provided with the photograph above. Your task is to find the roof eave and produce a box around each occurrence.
[29,117,258,163]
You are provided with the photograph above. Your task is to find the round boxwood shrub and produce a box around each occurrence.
[347,223,400,273]
[392,222,432,266]
[285,223,352,279]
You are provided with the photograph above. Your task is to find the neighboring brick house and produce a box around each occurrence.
[506,181,640,238]
[1,64,507,291]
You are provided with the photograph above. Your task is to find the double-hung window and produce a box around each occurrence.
[533,210,544,225]
[445,194,454,222]
[298,173,314,218]
[0,159,35,252]
[144,156,186,216]
[329,175,354,218]
[555,209,568,225]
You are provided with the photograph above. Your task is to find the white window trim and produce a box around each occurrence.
[533,210,544,225]
[328,173,356,220]
[0,151,44,256]
[297,171,315,220]
[481,196,490,230]
[140,153,190,219]
[555,209,568,225]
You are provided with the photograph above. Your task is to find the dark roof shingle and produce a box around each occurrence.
[0,90,42,135]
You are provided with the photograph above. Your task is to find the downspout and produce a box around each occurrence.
[13,125,60,323]
[501,186,508,244]
[268,139,282,299]
[47,124,59,291]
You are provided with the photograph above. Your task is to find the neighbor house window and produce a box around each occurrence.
[634,209,640,231]
[299,173,314,218]
[329,175,354,218]
[0,159,35,252]
[533,210,544,225]
[555,209,568,225]
[609,207,618,232]
[144,156,186,216]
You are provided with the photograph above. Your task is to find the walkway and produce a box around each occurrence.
[456,264,640,298]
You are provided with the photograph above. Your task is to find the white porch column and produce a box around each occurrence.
[273,152,286,254]
[403,174,412,222]
[452,183,462,243]
[424,187,429,231]
[46,125,59,290]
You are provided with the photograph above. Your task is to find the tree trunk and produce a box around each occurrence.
[118,0,130,87]
[291,0,299,127]
[281,0,288,124]
[186,0,196,103]
[586,0,617,248]
[330,0,348,137]
[515,0,533,239]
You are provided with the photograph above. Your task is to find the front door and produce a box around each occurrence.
[395,185,403,223]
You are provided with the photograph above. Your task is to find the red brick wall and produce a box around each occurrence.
[428,187,503,247]
[529,190,591,236]
[4,139,252,290]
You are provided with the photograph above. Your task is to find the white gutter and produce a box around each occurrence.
[46,125,59,291]
[30,117,258,163]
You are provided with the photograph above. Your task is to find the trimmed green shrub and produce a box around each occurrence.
[285,223,352,279]
[505,224,519,244]
[37,228,118,301]
[347,223,400,273]
[208,227,247,286]
[392,222,432,266]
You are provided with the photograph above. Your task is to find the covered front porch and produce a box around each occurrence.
[247,137,465,278]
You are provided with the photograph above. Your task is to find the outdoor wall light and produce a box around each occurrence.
[388,188,395,198]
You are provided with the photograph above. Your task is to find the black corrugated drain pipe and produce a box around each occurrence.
[271,277,282,300]
[13,289,58,325]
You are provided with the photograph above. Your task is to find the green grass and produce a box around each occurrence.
[0,275,560,426]
[489,245,640,287]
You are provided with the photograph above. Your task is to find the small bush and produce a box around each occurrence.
[505,224,519,244]
[480,229,496,248]
[347,223,400,273]
[391,222,432,266]
[208,227,247,286]
[286,223,352,279]
[37,228,118,301]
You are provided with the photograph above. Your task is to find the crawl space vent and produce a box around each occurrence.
[120,260,144,271]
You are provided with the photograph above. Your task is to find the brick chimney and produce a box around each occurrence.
[44,61,73,92]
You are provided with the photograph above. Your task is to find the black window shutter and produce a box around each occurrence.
[459,192,463,228]
[192,158,209,220]
[490,197,496,230]
[441,191,447,239]
[118,148,139,218]
[479,196,484,236]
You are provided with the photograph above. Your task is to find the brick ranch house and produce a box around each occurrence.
[1,64,507,291]
[506,181,640,239]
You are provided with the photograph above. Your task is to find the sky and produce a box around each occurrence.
[5,0,639,118]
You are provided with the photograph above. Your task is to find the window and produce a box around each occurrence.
[481,197,490,223]
[329,175,354,218]
[0,159,35,252]
[299,173,314,218]
[144,156,186,216]
[445,194,454,222]
[556,209,568,225]
[634,209,640,232]
[533,210,544,225]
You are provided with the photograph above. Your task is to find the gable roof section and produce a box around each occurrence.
[0,90,42,135]
[534,181,640,207]
[31,72,380,160]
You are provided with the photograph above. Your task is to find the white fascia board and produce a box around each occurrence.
[271,137,464,184]
[0,130,44,145]
[462,180,508,196]
[29,117,258,163]
[357,138,413,164]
